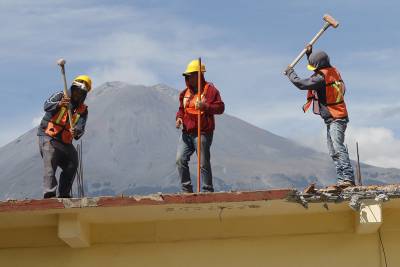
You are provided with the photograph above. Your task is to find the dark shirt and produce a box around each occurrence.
[286,68,339,123]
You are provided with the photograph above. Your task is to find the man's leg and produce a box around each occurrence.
[39,136,58,198]
[326,123,343,182]
[58,144,78,198]
[195,133,214,192]
[329,119,355,185]
[176,132,195,193]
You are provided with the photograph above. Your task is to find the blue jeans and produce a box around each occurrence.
[176,132,214,192]
[326,119,355,183]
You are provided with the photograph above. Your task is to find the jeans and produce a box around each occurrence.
[38,136,78,198]
[326,119,355,183]
[176,132,214,193]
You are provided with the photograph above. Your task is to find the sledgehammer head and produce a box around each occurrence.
[323,14,339,28]
[57,58,66,67]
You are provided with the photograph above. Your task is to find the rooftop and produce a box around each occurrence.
[1,185,399,249]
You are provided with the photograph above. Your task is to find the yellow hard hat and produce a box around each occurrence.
[182,59,206,76]
[307,64,317,71]
[73,75,92,92]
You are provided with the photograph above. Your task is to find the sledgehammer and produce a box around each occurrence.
[57,58,74,129]
[283,14,339,74]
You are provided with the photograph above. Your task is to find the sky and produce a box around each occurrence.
[0,0,399,169]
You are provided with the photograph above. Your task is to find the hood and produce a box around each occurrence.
[308,50,331,70]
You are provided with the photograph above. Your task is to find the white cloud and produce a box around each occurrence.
[346,126,400,169]
[298,125,400,169]
[0,0,399,167]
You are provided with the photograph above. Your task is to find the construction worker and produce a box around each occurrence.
[285,45,355,188]
[176,59,225,193]
[37,75,92,198]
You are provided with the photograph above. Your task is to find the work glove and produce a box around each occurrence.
[195,100,207,111]
[283,66,294,76]
[58,96,70,107]
[70,128,78,138]
[305,44,313,56]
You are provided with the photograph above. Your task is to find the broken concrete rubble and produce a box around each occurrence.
[287,184,400,210]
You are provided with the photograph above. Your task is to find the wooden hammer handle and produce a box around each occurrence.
[57,59,74,129]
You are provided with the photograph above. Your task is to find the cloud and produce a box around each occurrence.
[299,125,400,169]
[0,0,399,162]
[346,126,400,169]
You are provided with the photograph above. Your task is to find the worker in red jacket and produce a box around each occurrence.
[176,59,225,193]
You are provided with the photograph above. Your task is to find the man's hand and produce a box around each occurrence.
[176,118,183,129]
[70,128,78,138]
[195,100,206,110]
[284,65,293,76]
[305,44,313,56]
[58,96,70,107]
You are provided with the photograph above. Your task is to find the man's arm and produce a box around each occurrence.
[176,91,185,119]
[44,92,64,112]
[286,68,325,91]
[204,89,224,115]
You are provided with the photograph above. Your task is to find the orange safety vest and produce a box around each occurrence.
[303,67,348,119]
[183,84,209,115]
[45,104,87,144]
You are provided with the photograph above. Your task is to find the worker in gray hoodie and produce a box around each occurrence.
[37,75,92,198]
[285,45,355,188]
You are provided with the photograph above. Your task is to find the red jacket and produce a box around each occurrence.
[176,82,224,134]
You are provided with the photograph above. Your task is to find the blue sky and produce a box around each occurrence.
[1,0,399,168]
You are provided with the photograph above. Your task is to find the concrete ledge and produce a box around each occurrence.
[355,200,382,234]
[58,213,91,248]
[0,189,294,213]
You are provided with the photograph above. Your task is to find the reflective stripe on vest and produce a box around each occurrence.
[54,107,80,126]
[303,67,348,119]
[56,107,67,124]
[183,84,210,115]
[45,104,87,144]
[73,114,81,127]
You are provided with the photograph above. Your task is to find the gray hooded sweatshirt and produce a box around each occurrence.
[37,86,88,142]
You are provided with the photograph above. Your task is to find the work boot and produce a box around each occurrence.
[202,185,214,193]
[43,192,56,199]
[182,186,194,194]
[57,194,72,198]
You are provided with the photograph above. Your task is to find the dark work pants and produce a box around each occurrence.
[176,132,214,193]
[38,136,78,198]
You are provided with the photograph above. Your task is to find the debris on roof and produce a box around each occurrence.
[287,184,400,210]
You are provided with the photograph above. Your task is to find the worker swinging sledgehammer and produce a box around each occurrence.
[284,45,355,188]
[176,59,225,193]
[37,59,92,198]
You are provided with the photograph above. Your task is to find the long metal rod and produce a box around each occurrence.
[74,141,84,198]
[197,57,202,193]
[288,22,330,69]
[76,143,81,198]
[356,142,362,186]
[80,140,84,197]
[77,144,81,197]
